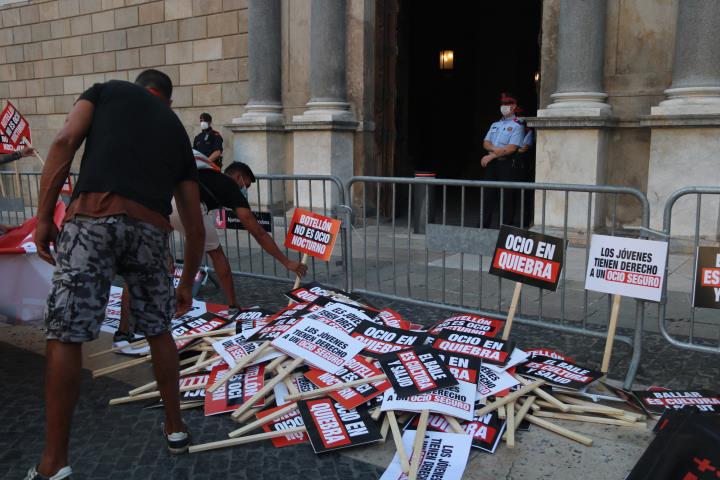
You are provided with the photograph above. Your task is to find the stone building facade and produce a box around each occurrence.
[0,0,718,235]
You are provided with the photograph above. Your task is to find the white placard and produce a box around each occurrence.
[271,318,364,374]
[585,235,668,302]
[212,337,282,368]
[476,365,519,398]
[380,381,477,421]
[380,431,472,480]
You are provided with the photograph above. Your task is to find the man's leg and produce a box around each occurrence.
[37,341,82,477]
[118,287,130,334]
[206,246,237,306]
[145,332,184,433]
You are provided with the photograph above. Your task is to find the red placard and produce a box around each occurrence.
[0,102,31,147]
[304,355,391,409]
[257,404,309,448]
[284,208,341,262]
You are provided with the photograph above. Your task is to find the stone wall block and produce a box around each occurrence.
[79,0,103,15]
[44,78,63,96]
[152,21,178,44]
[192,83,221,105]
[26,79,44,97]
[16,63,35,80]
[13,25,31,44]
[5,46,24,64]
[52,57,72,76]
[115,7,140,29]
[83,73,105,89]
[0,64,16,81]
[9,80,26,98]
[93,51,116,71]
[179,62,207,84]
[82,33,105,54]
[92,11,115,32]
[221,33,246,58]
[20,5,40,24]
[31,23,52,42]
[116,48,140,69]
[165,41,192,64]
[58,0,80,18]
[208,58,237,82]
[34,60,53,78]
[36,97,55,114]
[139,2,165,25]
[72,55,94,74]
[172,85,192,106]
[103,30,127,51]
[23,43,43,62]
[207,12,238,36]
[2,9,21,28]
[61,37,82,56]
[139,44,165,66]
[192,37,221,61]
[165,0,193,20]
[179,16,206,41]
[39,2,61,22]
[17,98,37,115]
[70,15,92,36]
[127,25,152,48]
[41,39,63,59]
[50,19,71,38]
[192,0,222,16]
[221,81,246,104]
[64,75,84,94]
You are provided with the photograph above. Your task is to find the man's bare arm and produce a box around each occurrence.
[207,149,222,165]
[173,180,205,288]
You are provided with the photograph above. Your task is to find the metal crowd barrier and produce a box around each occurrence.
[658,186,720,355]
[346,177,650,388]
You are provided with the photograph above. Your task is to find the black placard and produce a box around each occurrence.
[515,355,603,390]
[285,281,365,305]
[693,247,720,309]
[350,320,428,358]
[223,209,272,232]
[246,302,313,342]
[431,330,514,366]
[297,397,382,453]
[489,225,566,290]
[171,312,230,351]
[435,351,481,384]
[234,307,275,334]
[428,313,505,338]
[632,389,720,416]
[378,346,458,397]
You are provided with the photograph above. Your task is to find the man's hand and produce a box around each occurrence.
[481,154,496,168]
[175,282,193,317]
[20,146,36,158]
[35,218,59,265]
[286,260,308,278]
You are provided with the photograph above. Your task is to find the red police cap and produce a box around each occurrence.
[500,92,518,104]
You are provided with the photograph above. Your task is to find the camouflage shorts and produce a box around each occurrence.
[45,215,174,343]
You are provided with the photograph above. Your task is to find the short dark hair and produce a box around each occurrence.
[200,112,212,123]
[135,69,173,100]
[224,162,256,183]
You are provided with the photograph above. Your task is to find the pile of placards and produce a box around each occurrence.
[96,216,695,480]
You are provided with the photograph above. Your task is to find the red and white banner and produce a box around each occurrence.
[284,209,341,262]
[0,102,31,147]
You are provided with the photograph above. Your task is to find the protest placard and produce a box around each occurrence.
[477,364,520,398]
[373,308,414,330]
[380,431,472,480]
[299,297,376,333]
[205,365,238,416]
[693,247,720,309]
[179,373,209,403]
[215,209,273,232]
[285,281,365,306]
[271,318,365,374]
[381,380,477,421]
[428,313,504,338]
[351,321,429,358]
[284,209,342,263]
[490,225,565,290]
[432,330,514,366]
[247,302,313,342]
[297,398,382,453]
[378,347,458,398]
[0,102,31,147]
[489,226,565,340]
[524,348,574,363]
[304,355,391,409]
[414,412,506,454]
[172,313,230,351]
[585,234,668,302]
[257,404,309,447]
[213,339,282,369]
[632,389,720,415]
[234,308,275,334]
[434,352,481,385]
[275,374,319,406]
[515,355,603,390]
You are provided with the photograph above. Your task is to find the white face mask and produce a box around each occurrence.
[500,105,514,116]
[200,121,209,130]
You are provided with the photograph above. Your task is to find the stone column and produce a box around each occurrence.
[532,0,613,229]
[230,0,285,208]
[645,0,720,236]
[289,0,357,208]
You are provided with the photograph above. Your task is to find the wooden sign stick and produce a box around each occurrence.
[189,426,307,454]
[89,327,236,358]
[91,355,152,378]
[109,382,208,405]
[409,409,430,480]
[474,379,544,417]
[379,414,390,442]
[207,342,271,394]
[228,402,298,438]
[533,411,646,429]
[502,282,523,340]
[283,374,388,402]
[288,253,310,305]
[601,294,622,373]
[127,355,219,396]
[524,414,593,446]
[12,161,21,196]
[235,393,278,423]
[506,400,516,448]
[443,415,465,434]
[514,374,571,412]
[265,354,289,373]
[22,138,44,166]
[387,410,411,474]
[232,357,303,418]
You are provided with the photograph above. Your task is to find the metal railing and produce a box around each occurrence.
[346,176,650,388]
[658,186,720,354]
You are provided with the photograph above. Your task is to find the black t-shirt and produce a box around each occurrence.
[72,81,197,217]
[198,169,249,211]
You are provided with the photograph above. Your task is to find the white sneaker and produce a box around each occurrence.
[112,331,149,356]
[25,465,72,480]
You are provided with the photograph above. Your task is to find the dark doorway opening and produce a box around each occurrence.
[375,0,542,181]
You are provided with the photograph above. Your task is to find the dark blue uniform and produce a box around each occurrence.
[193,129,223,167]
[483,115,525,228]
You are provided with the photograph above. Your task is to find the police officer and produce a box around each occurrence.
[481,92,525,228]
[193,112,223,168]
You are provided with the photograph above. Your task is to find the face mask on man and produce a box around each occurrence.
[200,121,209,130]
[500,105,514,116]
[239,185,248,198]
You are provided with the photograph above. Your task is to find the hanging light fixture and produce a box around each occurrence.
[439,49,454,70]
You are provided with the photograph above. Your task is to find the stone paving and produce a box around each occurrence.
[1,275,719,479]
